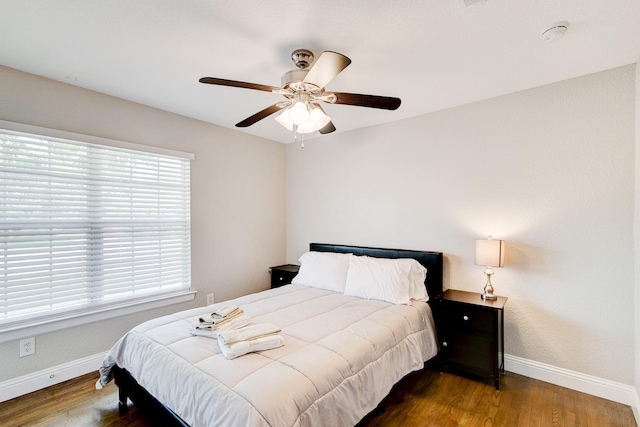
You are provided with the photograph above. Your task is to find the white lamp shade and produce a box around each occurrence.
[475,239,505,267]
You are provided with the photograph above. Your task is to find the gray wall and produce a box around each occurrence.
[286,65,636,385]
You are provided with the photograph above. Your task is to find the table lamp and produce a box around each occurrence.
[475,237,505,300]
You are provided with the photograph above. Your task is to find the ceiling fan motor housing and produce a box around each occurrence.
[281,69,309,89]
[282,49,320,92]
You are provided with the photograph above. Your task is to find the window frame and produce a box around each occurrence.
[0,120,196,343]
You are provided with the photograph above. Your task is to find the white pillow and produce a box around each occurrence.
[401,258,429,302]
[291,251,352,292]
[344,256,412,305]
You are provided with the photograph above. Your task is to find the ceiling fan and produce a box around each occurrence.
[199,49,401,136]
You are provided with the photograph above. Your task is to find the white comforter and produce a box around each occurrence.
[99,284,438,427]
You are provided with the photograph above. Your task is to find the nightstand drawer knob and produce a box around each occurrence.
[442,341,448,347]
[463,315,469,321]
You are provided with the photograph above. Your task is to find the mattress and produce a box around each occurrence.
[99,283,438,427]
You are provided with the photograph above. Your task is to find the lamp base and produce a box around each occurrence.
[481,267,497,301]
[481,293,498,301]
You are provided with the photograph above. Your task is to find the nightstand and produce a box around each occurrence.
[437,289,507,390]
[269,264,299,288]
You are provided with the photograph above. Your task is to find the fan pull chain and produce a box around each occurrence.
[292,125,305,148]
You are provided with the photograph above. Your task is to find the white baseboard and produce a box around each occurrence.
[505,354,637,406]
[506,354,639,425]
[631,387,640,425]
[0,352,107,403]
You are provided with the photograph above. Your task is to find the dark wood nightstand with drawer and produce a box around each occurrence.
[269,264,299,288]
[437,289,507,390]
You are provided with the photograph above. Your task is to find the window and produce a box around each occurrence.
[0,122,194,340]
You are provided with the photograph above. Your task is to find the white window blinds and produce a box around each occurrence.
[0,128,192,326]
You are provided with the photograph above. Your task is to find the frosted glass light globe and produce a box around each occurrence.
[297,107,331,133]
[289,101,310,125]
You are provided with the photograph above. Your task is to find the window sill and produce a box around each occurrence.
[0,290,197,344]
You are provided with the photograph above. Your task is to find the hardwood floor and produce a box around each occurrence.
[358,367,636,427]
[0,365,635,426]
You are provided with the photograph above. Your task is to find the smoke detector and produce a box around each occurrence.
[541,22,569,43]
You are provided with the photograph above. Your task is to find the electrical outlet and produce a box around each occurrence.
[20,337,35,357]
[206,293,214,305]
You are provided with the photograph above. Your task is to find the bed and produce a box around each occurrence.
[98,243,444,426]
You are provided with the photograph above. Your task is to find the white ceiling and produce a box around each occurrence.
[1,0,639,144]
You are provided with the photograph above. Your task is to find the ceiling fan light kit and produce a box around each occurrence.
[199,49,401,141]
[276,104,332,134]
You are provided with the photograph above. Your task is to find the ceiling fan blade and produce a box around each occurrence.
[199,77,280,93]
[318,121,336,134]
[303,51,351,89]
[236,104,283,127]
[330,92,401,110]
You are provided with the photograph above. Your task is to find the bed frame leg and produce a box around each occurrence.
[118,387,129,413]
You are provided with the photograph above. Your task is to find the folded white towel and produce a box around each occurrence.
[211,305,242,319]
[198,306,244,326]
[190,315,251,337]
[218,334,285,360]
[217,323,282,345]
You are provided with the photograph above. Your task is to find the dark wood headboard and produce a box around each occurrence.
[309,243,444,302]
